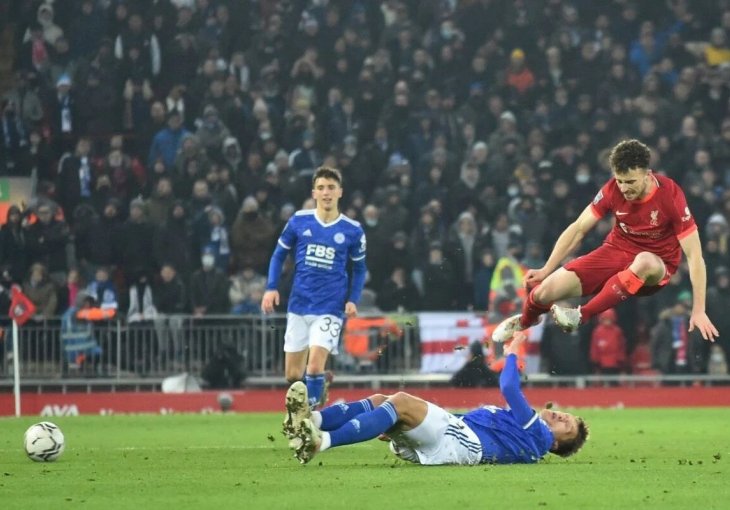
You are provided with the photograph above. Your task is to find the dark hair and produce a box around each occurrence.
[551,417,589,458]
[608,139,651,174]
[312,166,342,187]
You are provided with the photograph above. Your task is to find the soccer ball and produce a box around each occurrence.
[23,422,65,462]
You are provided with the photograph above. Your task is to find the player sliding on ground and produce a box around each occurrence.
[284,334,588,465]
[261,167,367,434]
[492,139,719,344]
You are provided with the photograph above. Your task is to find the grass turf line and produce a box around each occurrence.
[0,409,728,510]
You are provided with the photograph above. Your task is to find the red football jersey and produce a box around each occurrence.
[589,173,697,271]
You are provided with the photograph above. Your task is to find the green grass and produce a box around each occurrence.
[1,409,729,509]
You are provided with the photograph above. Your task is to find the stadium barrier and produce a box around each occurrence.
[1,314,728,393]
[0,313,423,382]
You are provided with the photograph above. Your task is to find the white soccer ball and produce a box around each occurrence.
[23,422,65,462]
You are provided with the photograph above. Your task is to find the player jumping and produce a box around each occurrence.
[492,139,719,344]
[261,167,367,436]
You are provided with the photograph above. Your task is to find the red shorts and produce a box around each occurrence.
[563,244,674,297]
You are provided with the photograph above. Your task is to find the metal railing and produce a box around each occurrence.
[1,314,728,391]
[0,313,422,381]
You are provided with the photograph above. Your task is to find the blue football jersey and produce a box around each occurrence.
[277,210,366,317]
[460,355,554,463]
[461,405,554,464]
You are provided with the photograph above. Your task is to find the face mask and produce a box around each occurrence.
[576,174,590,184]
[365,218,378,227]
[507,185,519,197]
[244,211,258,220]
[202,254,215,268]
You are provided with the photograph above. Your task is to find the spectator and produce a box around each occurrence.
[707,266,730,372]
[154,200,193,281]
[195,206,230,272]
[2,71,43,129]
[47,73,77,153]
[146,176,176,228]
[451,340,498,388]
[119,198,155,283]
[56,137,93,221]
[25,201,70,285]
[127,272,158,323]
[189,246,230,317]
[148,110,189,171]
[229,266,266,315]
[152,263,187,364]
[23,262,57,320]
[76,198,123,277]
[377,266,420,312]
[230,196,276,274]
[421,241,456,311]
[0,205,27,283]
[85,266,118,311]
[446,211,486,309]
[650,291,708,374]
[589,309,627,377]
[114,13,161,80]
[540,304,591,376]
[0,98,29,175]
[59,267,83,313]
[195,105,231,160]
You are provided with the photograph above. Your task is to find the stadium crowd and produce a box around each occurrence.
[1,0,730,376]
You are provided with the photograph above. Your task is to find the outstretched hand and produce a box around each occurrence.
[689,311,719,342]
[503,331,527,356]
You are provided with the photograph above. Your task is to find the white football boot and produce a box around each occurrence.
[282,381,311,443]
[491,313,527,343]
[294,418,322,465]
[550,304,582,332]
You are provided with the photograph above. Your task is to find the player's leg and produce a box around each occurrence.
[304,315,343,408]
[312,394,388,431]
[282,314,311,438]
[304,345,329,408]
[554,251,666,330]
[294,392,426,464]
[492,268,582,342]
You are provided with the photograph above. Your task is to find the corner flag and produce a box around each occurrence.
[9,285,36,326]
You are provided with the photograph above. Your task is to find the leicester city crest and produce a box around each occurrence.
[334,232,345,244]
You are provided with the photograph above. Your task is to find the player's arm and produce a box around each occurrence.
[345,257,366,318]
[261,222,294,313]
[345,231,367,318]
[679,230,720,341]
[545,205,600,273]
[261,243,289,313]
[499,335,535,425]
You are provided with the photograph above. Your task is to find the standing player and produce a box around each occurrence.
[492,139,719,343]
[286,333,588,465]
[261,167,367,420]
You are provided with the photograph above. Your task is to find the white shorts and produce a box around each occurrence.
[283,313,342,355]
[388,403,482,466]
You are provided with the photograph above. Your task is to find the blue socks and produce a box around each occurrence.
[304,373,325,408]
[319,399,373,431]
[328,402,399,448]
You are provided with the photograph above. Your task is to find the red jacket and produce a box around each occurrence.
[590,323,627,369]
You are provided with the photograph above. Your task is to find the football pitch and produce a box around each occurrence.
[1,408,729,510]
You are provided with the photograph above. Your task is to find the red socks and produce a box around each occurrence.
[520,287,550,328]
[581,269,645,321]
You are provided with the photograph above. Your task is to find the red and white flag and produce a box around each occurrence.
[418,312,487,373]
[9,285,36,326]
